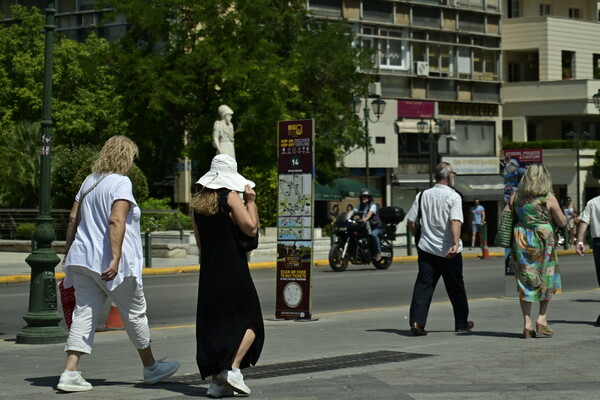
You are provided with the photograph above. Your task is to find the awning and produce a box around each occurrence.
[453,174,504,202]
[315,184,343,201]
[332,178,381,198]
[392,174,430,190]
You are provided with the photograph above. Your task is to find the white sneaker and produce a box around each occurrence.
[207,381,235,398]
[218,368,251,395]
[57,370,93,392]
[143,359,180,384]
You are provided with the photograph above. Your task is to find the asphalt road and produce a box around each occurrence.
[1,254,598,339]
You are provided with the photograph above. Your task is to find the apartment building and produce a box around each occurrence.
[0,0,125,42]
[308,0,504,235]
[502,0,600,210]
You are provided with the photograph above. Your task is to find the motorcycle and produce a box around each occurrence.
[328,206,405,272]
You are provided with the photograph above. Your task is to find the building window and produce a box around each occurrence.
[457,47,472,78]
[486,0,499,10]
[429,80,456,100]
[58,0,77,13]
[362,0,393,23]
[562,50,574,79]
[79,0,95,11]
[539,3,551,16]
[508,62,520,82]
[508,0,520,18]
[458,11,485,34]
[375,137,386,144]
[594,54,600,79]
[361,25,409,71]
[412,6,441,28]
[307,0,342,18]
[569,8,581,19]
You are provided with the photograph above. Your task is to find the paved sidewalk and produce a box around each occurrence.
[1,243,599,399]
[1,284,599,399]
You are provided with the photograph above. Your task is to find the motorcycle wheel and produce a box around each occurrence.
[373,243,393,270]
[329,243,349,272]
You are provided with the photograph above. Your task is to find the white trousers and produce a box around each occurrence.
[65,266,151,354]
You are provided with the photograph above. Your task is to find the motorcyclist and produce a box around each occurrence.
[354,189,382,261]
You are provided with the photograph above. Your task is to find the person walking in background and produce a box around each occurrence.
[575,195,600,326]
[405,162,474,336]
[563,196,577,248]
[191,154,264,398]
[58,136,180,392]
[469,199,485,250]
[509,164,566,339]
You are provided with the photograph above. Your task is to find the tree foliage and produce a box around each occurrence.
[101,0,370,220]
[0,6,125,145]
[1,2,370,224]
[0,121,40,208]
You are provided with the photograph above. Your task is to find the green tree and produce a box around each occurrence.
[0,6,126,146]
[101,0,370,221]
[0,121,40,208]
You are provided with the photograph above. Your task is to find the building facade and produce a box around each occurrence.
[308,0,505,240]
[501,0,600,212]
[1,0,126,42]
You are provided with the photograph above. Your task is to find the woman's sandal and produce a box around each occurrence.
[523,329,536,339]
[536,323,554,336]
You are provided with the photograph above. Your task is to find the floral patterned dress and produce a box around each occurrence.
[511,193,561,301]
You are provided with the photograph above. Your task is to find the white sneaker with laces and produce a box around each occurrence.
[57,370,93,392]
[143,358,180,384]
[207,381,235,398]
[218,368,251,394]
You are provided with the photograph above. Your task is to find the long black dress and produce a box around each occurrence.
[195,190,264,379]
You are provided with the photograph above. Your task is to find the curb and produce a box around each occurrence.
[0,249,587,285]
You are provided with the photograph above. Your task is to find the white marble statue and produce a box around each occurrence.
[212,104,235,159]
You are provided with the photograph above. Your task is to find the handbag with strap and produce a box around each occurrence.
[494,207,515,248]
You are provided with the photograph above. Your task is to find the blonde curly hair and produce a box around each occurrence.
[518,163,553,198]
[91,136,138,175]
[191,190,219,216]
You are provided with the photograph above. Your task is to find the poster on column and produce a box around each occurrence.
[275,119,314,320]
[502,149,542,275]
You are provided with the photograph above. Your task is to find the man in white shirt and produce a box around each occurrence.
[405,162,474,336]
[575,195,600,326]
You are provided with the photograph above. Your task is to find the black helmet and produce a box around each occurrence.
[359,189,372,200]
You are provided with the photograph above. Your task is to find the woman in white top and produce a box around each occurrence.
[57,136,179,392]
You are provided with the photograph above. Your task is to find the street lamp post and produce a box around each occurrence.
[417,119,452,187]
[16,0,68,344]
[566,130,591,216]
[350,95,386,188]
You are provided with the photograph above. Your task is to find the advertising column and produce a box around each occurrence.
[275,119,314,320]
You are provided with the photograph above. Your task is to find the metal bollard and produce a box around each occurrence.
[563,225,569,250]
[481,224,489,259]
[144,231,152,268]
[406,230,412,256]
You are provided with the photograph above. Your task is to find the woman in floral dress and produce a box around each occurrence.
[509,164,567,339]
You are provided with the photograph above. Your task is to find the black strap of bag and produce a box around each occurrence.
[415,189,428,246]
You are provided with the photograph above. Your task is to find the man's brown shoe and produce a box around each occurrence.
[410,322,428,336]
[455,321,475,332]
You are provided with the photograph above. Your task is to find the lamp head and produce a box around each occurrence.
[593,88,600,112]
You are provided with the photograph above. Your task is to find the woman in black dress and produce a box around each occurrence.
[191,154,264,398]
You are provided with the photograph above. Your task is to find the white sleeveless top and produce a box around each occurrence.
[63,173,143,291]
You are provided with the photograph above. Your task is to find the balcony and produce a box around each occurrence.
[503,80,600,118]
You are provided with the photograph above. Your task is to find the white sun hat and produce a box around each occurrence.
[195,154,255,192]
